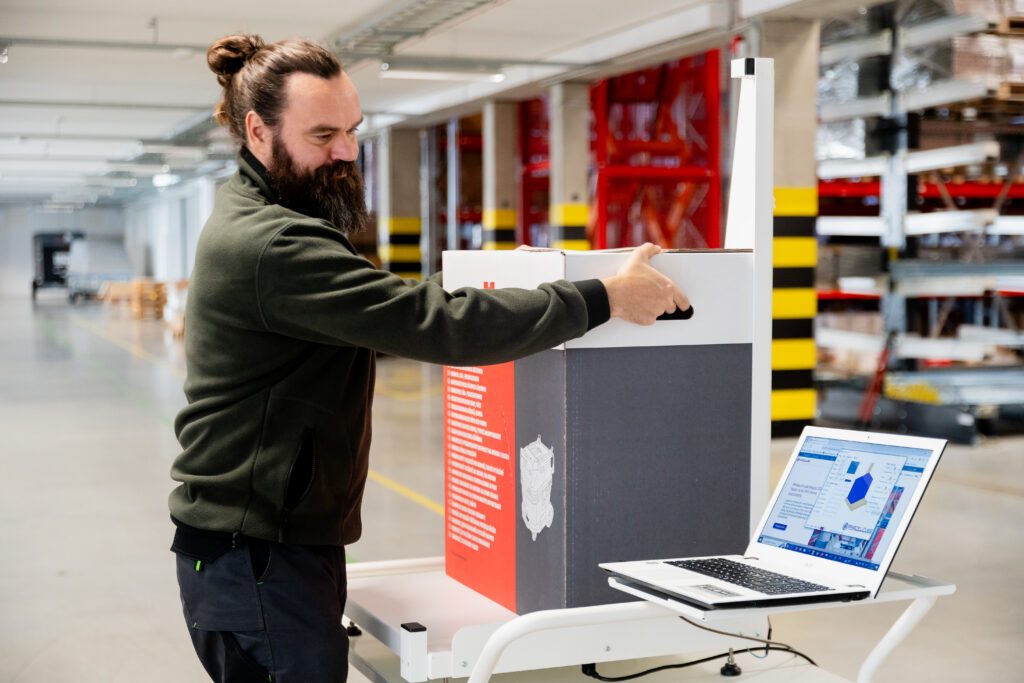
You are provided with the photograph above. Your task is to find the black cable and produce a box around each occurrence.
[581,614,815,682]
[581,646,817,682]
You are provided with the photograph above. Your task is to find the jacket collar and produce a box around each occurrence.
[234,145,360,251]
[237,146,278,203]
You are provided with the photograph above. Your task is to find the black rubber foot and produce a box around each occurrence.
[720,660,742,677]
[346,623,363,637]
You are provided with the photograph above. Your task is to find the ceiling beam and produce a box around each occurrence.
[0,35,208,53]
[0,98,210,112]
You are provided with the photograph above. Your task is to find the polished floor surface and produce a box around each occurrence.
[1,296,1021,682]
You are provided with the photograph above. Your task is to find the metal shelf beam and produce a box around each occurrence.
[817,216,885,237]
[898,14,991,50]
[819,93,891,122]
[904,141,1000,174]
[818,156,888,179]
[820,30,892,66]
[903,209,997,235]
[899,79,990,112]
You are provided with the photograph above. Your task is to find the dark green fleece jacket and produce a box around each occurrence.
[169,149,609,546]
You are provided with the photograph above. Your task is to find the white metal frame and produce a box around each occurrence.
[609,572,955,683]
[344,559,953,683]
[344,558,770,683]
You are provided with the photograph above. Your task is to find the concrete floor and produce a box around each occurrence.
[0,295,1021,682]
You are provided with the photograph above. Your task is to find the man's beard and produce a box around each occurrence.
[268,136,369,235]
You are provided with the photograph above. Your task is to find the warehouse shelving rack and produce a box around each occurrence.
[514,49,723,251]
[814,1,1024,441]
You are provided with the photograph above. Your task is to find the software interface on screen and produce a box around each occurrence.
[757,436,934,570]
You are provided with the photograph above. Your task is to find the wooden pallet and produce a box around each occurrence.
[98,281,133,304]
[997,80,1024,101]
[129,279,167,320]
[995,15,1024,35]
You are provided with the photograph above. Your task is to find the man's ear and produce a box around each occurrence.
[245,111,272,165]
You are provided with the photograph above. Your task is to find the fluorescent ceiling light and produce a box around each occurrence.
[109,163,171,175]
[152,173,181,188]
[0,173,138,187]
[379,62,505,83]
[139,143,207,160]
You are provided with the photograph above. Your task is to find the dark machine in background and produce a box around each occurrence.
[31,232,83,301]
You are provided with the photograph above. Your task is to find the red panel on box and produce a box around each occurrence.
[443,362,516,610]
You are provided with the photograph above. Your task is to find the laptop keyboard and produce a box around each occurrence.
[665,558,832,595]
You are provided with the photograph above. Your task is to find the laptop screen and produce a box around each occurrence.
[756,435,935,571]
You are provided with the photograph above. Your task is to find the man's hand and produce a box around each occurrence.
[601,243,690,326]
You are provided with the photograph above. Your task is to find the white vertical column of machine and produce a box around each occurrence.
[724,57,774,536]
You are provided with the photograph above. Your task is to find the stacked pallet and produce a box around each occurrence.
[130,279,167,320]
[98,281,133,304]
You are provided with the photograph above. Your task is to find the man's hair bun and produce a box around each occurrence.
[208,34,341,144]
[207,35,266,85]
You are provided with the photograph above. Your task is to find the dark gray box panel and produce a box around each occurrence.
[566,344,752,608]
[515,351,568,614]
[514,344,752,612]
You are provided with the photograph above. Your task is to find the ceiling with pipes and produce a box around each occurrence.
[0,0,863,208]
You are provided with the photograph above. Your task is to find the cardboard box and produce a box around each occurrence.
[442,248,755,613]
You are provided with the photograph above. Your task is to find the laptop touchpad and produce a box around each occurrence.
[686,584,742,598]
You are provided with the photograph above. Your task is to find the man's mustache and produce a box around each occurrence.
[315,160,359,183]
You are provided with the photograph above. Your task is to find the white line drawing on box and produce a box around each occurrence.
[520,435,555,541]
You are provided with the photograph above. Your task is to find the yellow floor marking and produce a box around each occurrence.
[367,469,444,517]
[71,313,445,515]
[71,314,186,380]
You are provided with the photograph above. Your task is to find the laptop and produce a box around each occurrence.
[600,426,946,610]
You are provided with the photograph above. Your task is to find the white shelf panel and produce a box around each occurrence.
[817,216,885,237]
[899,79,990,112]
[899,14,991,49]
[959,325,1024,347]
[989,216,1024,236]
[820,29,892,66]
[816,328,989,361]
[904,209,997,235]
[904,141,1000,173]
[820,92,891,122]
[818,155,888,179]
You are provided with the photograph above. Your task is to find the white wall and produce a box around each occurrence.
[123,177,217,282]
[0,204,124,299]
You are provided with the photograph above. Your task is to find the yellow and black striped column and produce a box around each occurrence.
[482,101,518,250]
[382,217,423,279]
[377,128,423,279]
[549,83,591,250]
[483,209,516,250]
[550,203,590,250]
[771,187,818,437]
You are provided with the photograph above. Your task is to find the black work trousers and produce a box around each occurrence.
[174,536,349,683]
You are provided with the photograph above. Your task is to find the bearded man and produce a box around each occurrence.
[169,34,688,683]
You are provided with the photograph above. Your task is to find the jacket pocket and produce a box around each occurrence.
[281,428,317,526]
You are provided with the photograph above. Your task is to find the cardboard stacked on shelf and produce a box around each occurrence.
[817,14,882,159]
[441,248,755,613]
[129,278,167,320]
[817,244,886,289]
[894,0,1024,95]
[817,312,886,377]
